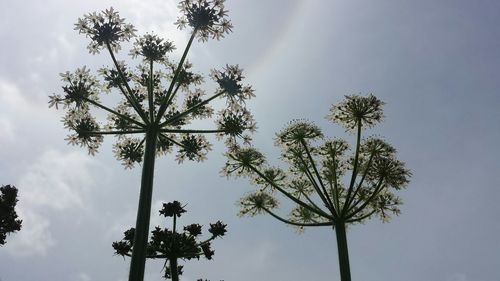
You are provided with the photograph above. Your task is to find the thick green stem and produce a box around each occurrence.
[128,128,158,281]
[334,222,351,281]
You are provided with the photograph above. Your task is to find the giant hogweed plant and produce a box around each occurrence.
[113,201,227,281]
[49,1,255,280]
[223,95,411,281]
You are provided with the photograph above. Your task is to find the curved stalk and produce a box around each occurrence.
[106,42,149,123]
[248,164,334,220]
[159,90,225,128]
[344,150,375,209]
[297,152,334,214]
[156,29,198,122]
[300,140,336,213]
[82,97,145,128]
[263,207,333,227]
[347,177,384,219]
[341,122,362,216]
[298,190,329,217]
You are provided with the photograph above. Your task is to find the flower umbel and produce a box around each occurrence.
[131,34,175,62]
[238,191,279,217]
[176,0,233,41]
[211,64,254,107]
[328,94,384,131]
[75,7,136,54]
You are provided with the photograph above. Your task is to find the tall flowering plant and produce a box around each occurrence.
[113,201,227,281]
[49,1,255,280]
[223,95,411,281]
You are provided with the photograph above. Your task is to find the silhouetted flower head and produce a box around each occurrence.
[184,223,202,236]
[113,137,144,169]
[211,65,254,106]
[123,228,135,242]
[176,134,212,163]
[223,147,266,177]
[277,120,323,146]
[176,0,233,41]
[63,109,103,155]
[99,62,131,91]
[288,179,315,198]
[160,201,187,217]
[360,137,395,157]
[373,191,403,222]
[75,7,136,54]
[167,61,204,90]
[319,138,349,156]
[238,191,278,217]
[328,94,384,131]
[208,221,227,237]
[131,34,175,62]
[216,108,256,147]
[289,205,323,232]
[112,241,132,256]
[253,167,286,191]
[183,88,213,118]
[49,67,100,110]
[369,157,410,190]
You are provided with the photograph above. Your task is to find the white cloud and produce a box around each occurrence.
[0,78,47,115]
[0,79,28,112]
[19,150,95,210]
[5,149,100,257]
[4,209,55,257]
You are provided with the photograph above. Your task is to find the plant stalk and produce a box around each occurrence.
[334,222,352,281]
[128,127,159,281]
[170,258,179,281]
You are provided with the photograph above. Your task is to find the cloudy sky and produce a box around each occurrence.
[1,0,500,280]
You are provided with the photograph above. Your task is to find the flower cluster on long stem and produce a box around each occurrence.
[223,95,411,280]
[224,95,410,228]
[49,2,253,280]
[112,201,227,280]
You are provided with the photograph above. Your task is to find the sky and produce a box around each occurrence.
[1,0,500,280]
